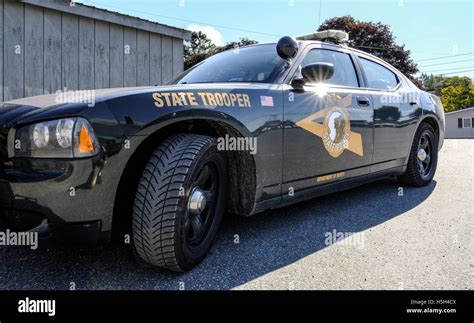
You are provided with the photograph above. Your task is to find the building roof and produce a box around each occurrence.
[20,0,191,40]
[445,107,474,115]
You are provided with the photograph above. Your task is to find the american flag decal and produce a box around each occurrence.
[260,96,274,107]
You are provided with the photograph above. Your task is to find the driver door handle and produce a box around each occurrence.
[357,96,371,107]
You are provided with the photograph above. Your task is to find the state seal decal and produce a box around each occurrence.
[295,94,363,158]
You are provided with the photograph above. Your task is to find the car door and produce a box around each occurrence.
[356,56,420,172]
[282,46,374,195]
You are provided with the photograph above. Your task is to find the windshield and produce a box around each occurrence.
[171,44,285,84]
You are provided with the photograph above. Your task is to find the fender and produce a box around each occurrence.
[102,85,285,212]
[120,107,254,141]
[406,91,445,161]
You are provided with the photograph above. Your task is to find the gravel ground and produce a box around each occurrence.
[0,139,472,290]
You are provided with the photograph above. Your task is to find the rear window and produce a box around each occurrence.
[360,58,399,90]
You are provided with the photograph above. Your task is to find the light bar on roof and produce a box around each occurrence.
[296,30,349,44]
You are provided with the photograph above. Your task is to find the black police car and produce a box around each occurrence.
[0,30,444,271]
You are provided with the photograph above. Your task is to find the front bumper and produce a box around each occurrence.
[0,157,115,245]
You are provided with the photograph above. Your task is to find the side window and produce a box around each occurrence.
[300,49,359,87]
[360,57,399,90]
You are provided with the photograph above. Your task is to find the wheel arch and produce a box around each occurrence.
[111,117,257,240]
[420,115,440,140]
[417,114,442,149]
[404,114,441,166]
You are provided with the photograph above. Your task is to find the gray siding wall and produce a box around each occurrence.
[445,109,474,139]
[0,0,185,101]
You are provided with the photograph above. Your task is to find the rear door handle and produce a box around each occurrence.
[357,96,370,107]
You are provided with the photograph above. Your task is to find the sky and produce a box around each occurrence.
[80,0,474,78]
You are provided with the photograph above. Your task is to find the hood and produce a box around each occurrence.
[0,83,277,127]
[0,103,38,126]
[3,83,276,110]
[0,87,156,126]
[4,86,156,109]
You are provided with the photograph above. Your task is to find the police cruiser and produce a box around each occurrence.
[0,30,445,271]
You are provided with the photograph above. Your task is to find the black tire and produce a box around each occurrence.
[132,134,227,272]
[398,123,438,187]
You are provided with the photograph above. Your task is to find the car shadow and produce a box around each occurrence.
[0,177,436,290]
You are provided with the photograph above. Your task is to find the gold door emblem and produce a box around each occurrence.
[296,94,363,158]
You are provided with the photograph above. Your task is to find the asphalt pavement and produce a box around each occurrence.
[0,139,472,290]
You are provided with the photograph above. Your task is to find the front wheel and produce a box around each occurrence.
[132,134,227,272]
[398,123,438,187]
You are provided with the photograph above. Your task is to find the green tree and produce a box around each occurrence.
[184,31,216,58]
[419,73,449,94]
[215,38,258,53]
[184,31,216,70]
[184,31,258,70]
[317,16,419,83]
[439,76,474,112]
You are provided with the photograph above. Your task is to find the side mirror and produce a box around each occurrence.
[291,77,306,90]
[276,36,299,60]
[301,62,334,83]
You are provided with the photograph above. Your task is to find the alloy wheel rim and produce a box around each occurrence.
[417,133,432,179]
[185,163,219,246]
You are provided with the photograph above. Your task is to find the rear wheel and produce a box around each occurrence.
[398,123,438,187]
[132,134,227,272]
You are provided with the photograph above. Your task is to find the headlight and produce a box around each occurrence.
[13,117,100,158]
